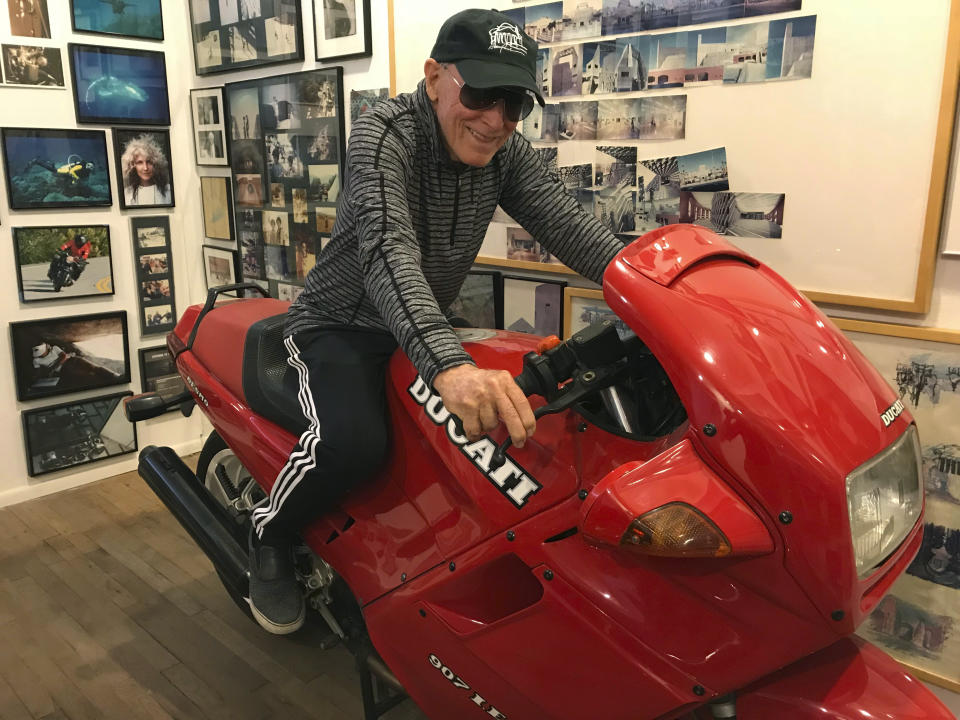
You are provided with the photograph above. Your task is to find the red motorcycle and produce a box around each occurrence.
[125,225,953,720]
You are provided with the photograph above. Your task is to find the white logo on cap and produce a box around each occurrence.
[488,22,527,56]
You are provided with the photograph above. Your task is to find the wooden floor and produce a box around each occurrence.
[0,461,429,720]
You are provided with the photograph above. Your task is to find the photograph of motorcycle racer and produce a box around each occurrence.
[13,225,113,301]
[246,8,625,635]
[50,231,92,285]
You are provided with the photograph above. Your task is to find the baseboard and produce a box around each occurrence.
[0,437,205,509]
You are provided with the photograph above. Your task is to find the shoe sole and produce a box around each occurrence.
[247,596,305,635]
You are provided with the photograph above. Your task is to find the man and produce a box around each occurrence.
[48,232,91,285]
[246,8,624,635]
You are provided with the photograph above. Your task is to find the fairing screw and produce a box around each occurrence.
[448,562,456,572]
[578,489,588,500]
[703,424,718,437]
[831,610,845,621]
[400,573,407,582]
[779,511,793,525]
[577,422,587,432]
[543,569,554,581]
[418,609,426,618]
[693,685,706,696]
[506,530,515,541]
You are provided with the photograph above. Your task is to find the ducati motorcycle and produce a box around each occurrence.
[47,250,86,292]
[126,225,954,720]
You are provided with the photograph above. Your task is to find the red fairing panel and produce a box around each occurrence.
[736,636,954,719]
[605,226,921,630]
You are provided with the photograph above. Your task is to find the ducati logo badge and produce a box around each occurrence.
[880,398,905,428]
[408,376,542,508]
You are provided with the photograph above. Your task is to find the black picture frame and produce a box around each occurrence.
[502,274,567,337]
[449,269,504,330]
[201,175,235,242]
[313,0,371,63]
[188,0,305,77]
[22,391,137,477]
[1,127,113,210]
[131,216,177,337]
[10,310,131,402]
[190,87,230,166]
[68,43,170,126]
[112,128,175,209]
[202,244,239,289]
[69,0,164,41]
[225,66,345,300]
[13,224,114,303]
[138,345,185,413]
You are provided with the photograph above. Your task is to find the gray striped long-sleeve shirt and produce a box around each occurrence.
[285,80,623,386]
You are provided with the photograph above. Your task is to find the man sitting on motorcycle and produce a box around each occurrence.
[48,232,91,285]
[246,8,624,635]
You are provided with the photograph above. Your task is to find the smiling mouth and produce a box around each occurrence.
[467,126,497,144]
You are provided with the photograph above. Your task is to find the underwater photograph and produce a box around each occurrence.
[68,43,170,125]
[70,0,163,40]
[1,128,112,209]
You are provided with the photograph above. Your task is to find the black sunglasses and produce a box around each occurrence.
[446,68,535,123]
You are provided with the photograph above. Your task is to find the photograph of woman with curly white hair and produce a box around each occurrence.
[112,129,175,209]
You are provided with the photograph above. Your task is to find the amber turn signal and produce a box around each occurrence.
[621,502,732,558]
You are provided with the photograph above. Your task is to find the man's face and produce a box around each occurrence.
[425,61,517,167]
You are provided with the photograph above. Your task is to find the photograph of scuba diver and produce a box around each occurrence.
[10,311,130,402]
[68,43,170,125]
[13,225,113,302]
[113,129,174,208]
[0,127,112,208]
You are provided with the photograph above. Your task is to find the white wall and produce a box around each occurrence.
[0,0,392,508]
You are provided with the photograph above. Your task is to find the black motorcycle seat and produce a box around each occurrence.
[242,314,307,437]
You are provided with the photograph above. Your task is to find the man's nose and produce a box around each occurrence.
[479,100,514,128]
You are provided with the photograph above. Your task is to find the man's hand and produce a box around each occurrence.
[433,364,536,448]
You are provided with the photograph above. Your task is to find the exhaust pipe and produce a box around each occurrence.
[138,446,249,597]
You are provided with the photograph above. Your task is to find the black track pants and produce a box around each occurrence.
[251,327,398,540]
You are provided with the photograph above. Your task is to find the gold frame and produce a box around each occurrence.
[831,317,960,345]
[562,287,604,338]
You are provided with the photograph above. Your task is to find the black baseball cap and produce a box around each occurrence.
[431,8,545,106]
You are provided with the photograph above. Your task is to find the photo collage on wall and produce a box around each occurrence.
[131,216,177,337]
[849,330,960,692]
[225,66,345,301]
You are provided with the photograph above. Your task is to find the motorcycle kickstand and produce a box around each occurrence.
[356,645,408,720]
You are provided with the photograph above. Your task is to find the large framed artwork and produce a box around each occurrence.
[562,287,630,339]
[69,0,164,40]
[1,127,112,209]
[190,87,229,166]
[448,269,504,330]
[131,216,177,336]
[225,66,345,298]
[313,0,371,63]
[838,319,960,693]
[10,310,131,402]
[111,128,175,209]
[138,346,185,413]
[188,0,304,76]
[22,391,137,477]
[201,175,235,242]
[13,224,113,302]
[67,43,170,126]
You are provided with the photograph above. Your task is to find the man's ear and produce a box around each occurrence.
[424,59,442,102]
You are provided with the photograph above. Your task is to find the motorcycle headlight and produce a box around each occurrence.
[846,425,923,579]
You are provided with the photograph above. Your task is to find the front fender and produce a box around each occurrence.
[735,636,953,719]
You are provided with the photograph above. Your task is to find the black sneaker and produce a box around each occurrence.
[247,529,305,635]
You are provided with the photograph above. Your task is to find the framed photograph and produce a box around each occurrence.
[563,287,630,339]
[503,275,566,337]
[112,128,175,209]
[131,216,177,336]
[190,87,229,166]
[1,44,64,87]
[201,175,234,241]
[449,270,504,330]
[68,43,170,126]
[313,0,371,63]
[10,311,131,402]
[22,391,137,478]
[188,0,304,76]
[138,346,185,412]
[1,127,112,210]
[69,0,163,40]
[7,0,50,38]
[202,245,238,289]
[13,225,113,303]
